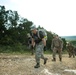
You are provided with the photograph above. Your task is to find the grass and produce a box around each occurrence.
[0,45,68,55]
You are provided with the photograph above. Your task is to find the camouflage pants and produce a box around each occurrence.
[53,47,62,59]
[68,50,75,58]
[35,42,45,63]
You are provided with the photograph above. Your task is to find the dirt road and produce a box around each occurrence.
[0,54,76,75]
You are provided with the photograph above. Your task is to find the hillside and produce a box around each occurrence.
[0,54,76,75]
[61,36,76,41]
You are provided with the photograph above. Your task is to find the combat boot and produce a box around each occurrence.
[34,63,40,68]
[44,58,48,65]
[52,58,56,61]
[73,55,75,58]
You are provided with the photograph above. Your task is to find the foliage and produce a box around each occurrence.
[70,41,76,46]
[62,38,67,50]
[0,5,33,46]
[0,5,67,53]
[0,44,30,53]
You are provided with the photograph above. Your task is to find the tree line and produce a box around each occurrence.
[0,5,66,52]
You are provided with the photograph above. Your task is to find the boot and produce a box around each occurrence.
[73,55,75,58]
[34,63,40,68]
[44,58,48,65]
[52,58,56,61]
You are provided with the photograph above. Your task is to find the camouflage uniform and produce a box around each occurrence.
[66,43,75,58]
[51,35,63,61]
[31,26,48,68]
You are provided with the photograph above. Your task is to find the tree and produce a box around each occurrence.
[0,5,33,45]
[61,38,66,50]
[0,6,7,40]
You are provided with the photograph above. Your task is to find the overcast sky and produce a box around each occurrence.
[0,0,76,36]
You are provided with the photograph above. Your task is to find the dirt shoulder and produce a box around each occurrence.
[0,53,76,75]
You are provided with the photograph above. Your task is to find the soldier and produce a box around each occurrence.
[31,25,48,68]
[27,33,35,55]
[51,34,63,62]
[66,42,75,58]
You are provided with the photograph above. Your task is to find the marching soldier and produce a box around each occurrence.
[51,34,63,62]
[66,42,75,58]
[31,25,48,68]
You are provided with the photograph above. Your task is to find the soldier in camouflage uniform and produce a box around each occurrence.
[31,25,48,68]
[51,34,63,62]
[66,42,75,58]
[27,33,35,55]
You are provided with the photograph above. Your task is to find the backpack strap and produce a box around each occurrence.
[37,30,41,39]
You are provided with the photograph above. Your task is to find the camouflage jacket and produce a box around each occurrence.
[51,38,63,49]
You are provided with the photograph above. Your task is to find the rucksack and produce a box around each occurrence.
[37,29,47,40]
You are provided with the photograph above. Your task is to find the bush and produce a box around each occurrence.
[0,43,29,53]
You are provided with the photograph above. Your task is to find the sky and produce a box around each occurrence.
[0,0,76,36]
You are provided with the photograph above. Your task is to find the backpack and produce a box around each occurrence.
[37,29,47,40]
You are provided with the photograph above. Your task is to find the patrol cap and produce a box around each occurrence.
[31,25,36,30]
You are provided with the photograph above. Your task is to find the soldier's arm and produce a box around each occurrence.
[61,40,63,48]
[60,39,63,49]
[42,38,46,46]
[32,38,35,47]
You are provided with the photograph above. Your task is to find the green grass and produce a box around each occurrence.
[0,45,68,55]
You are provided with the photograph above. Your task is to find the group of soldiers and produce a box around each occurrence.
[27,25,76,68]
